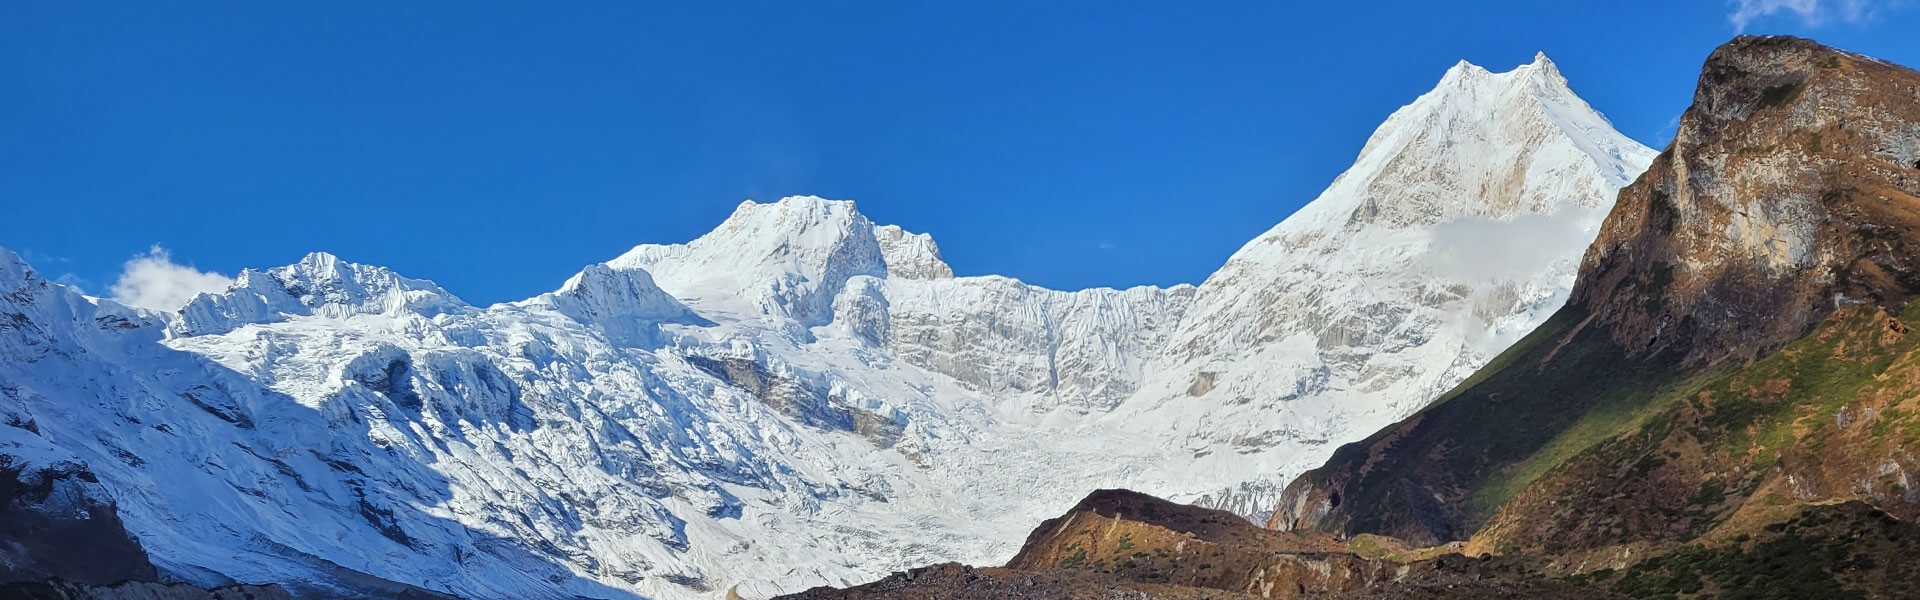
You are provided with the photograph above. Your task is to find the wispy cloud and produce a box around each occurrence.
[1729,0,1901,30]
[19,248,69,265]
[1425,207,1606,286]
[54,273,92,294]
[109,245,234,312]
[1654,113,1684,145]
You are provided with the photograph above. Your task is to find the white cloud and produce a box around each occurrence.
[1424,208,1606,285]
[1655,113,1684,145]
[109,245,235,312]
[1729,0,1899,30]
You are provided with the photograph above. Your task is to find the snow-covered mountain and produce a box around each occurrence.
[1115,53,1658,516]
[0,54,1652,599]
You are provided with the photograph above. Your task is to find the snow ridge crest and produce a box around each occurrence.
[172,251,468,336]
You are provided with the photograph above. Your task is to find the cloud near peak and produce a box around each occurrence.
[1729,0,1900,31]
[109,245,235,312]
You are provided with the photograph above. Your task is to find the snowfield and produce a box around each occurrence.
[0,55,1651,599]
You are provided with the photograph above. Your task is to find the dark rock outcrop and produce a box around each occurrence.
[0,460,156,586]
[1572,36,1920,366]
[0,580,294,600]
[779,490,1613,600]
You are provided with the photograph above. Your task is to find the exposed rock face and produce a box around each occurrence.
[778,562,1266,600]
[1271,35,1920,557]
[776,560,1613,600]
[0,460,155,586]
[783,492,1920,600]
[872,225,954,280]
[0,255,160,587]
[1574,36,1920,366]
[1006,490,1393,598]
[0,580,295,600]
[779,489,1616,600]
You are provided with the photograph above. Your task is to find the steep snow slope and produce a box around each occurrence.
[0,55,1652,599]
[1116,53,1658,517]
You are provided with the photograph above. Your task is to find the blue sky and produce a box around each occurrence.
[4,2,1917,307]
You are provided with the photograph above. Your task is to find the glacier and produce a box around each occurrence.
[0,54,1653,599]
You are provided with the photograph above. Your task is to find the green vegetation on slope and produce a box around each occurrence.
[1592,502,1920,600]
[1692,303,1920,464]
[1297,303,1698,543]
[1468,297,1920,560]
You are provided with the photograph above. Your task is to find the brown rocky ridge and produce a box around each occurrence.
[779,490,1606,600]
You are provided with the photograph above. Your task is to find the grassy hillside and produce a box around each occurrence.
[1273,303,1699,545]
[1475,302,1920,555]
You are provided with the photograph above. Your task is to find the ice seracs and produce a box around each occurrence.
[0,54,1654,599]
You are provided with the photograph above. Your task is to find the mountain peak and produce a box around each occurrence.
[1522,52,1566,88]
[607,196,888,323]
[1260,52,1653,238]
[173,253,467,336]
[294,250,343,270]
[526,263,698,344]
[724,196,953,279]
[1435,53,1570,100]
[0,246,30,289]
[720,195,861,233]
[873,224,953,280]
[1525,51,1556,71]
[1441,59,1491,81]
[1438,53,1558,86]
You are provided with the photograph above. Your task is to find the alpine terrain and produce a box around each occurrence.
[785,36,1920,600]
[0,54,1649,598]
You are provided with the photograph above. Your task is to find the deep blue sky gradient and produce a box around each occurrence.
[5,2,1917,304]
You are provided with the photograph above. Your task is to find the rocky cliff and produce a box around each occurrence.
[1272,34,1920,567]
